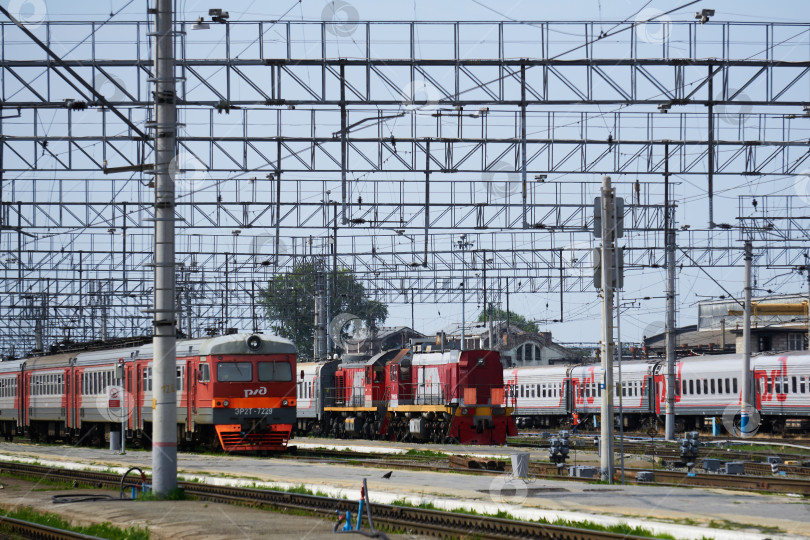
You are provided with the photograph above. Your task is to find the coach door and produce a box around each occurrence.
[644,375,655,412]
[17,371,23,429]
[186,360,195,430]
[564,379,573,413]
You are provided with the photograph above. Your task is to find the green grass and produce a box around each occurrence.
[0,506,149,540]
[404,448,449,459]
[137,487,186,501]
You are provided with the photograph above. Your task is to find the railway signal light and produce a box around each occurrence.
[679,431,700,470]
[549,431,570,470]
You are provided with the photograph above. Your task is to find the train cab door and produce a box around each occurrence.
[185,359,197,431]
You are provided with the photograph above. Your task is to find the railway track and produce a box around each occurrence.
[0,462,653,540]
[291,448,810,494]
[0,516,104,540]
[508,437,810,465]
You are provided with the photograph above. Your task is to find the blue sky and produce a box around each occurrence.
[3,0,809,349]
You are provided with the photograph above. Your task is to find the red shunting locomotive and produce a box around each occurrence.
[298,347,517,444]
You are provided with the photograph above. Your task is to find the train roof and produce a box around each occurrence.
[199,334,296,356]
[412,349,462,365]
[505,364,569,376]
[3,333,296,369]
[0,358,25,373]
[23,353,76,370]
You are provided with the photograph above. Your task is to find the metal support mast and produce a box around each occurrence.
[741,239,753,435]
[151,0,178,496]
[599,175,615,483]
[664,142,677,441]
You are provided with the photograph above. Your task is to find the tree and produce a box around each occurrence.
[477,307,538,333]
[260,260,388,359]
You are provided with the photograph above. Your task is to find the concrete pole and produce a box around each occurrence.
[152,0,177,496]
[664,142,676,441]
[741,240,753,435]
[599,175,615,483]
[613,197,625,484]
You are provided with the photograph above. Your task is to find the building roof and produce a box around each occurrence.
[442,320,531,337]
[644,324,735,352]
[372,326,424,340]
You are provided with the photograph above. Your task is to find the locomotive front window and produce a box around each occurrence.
[217,362,253,382]
[258,361,292,382]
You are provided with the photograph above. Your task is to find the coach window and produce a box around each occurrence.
[148,367,153,391]
[702,379,707,394]
[733,378,738,394]
[200,364,211,382]
[218,362,252,382]
[802,377,807,394]
[176,366,184,392]
[724,378,730,394]
[710,379,715,394]
[259,361,292,382]
[792,376,797,394]
[695,379,701,395]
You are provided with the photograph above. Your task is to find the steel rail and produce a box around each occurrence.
[0,516,105,540]
[0,462,652,540]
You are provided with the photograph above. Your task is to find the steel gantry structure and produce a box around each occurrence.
[1,17,809,356]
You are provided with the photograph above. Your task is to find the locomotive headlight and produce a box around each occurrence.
[223,400,230,407]
[246,335,262,351]
[282,399,289,406]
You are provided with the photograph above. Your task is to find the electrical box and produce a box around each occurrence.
[409,418,425,438]
[593,196,624,238]
[592,247,624,289]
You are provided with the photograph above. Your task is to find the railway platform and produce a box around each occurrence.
[0,440,808,539]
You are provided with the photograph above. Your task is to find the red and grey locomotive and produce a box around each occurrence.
[0,333,297,452]
[296,347,516,444]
